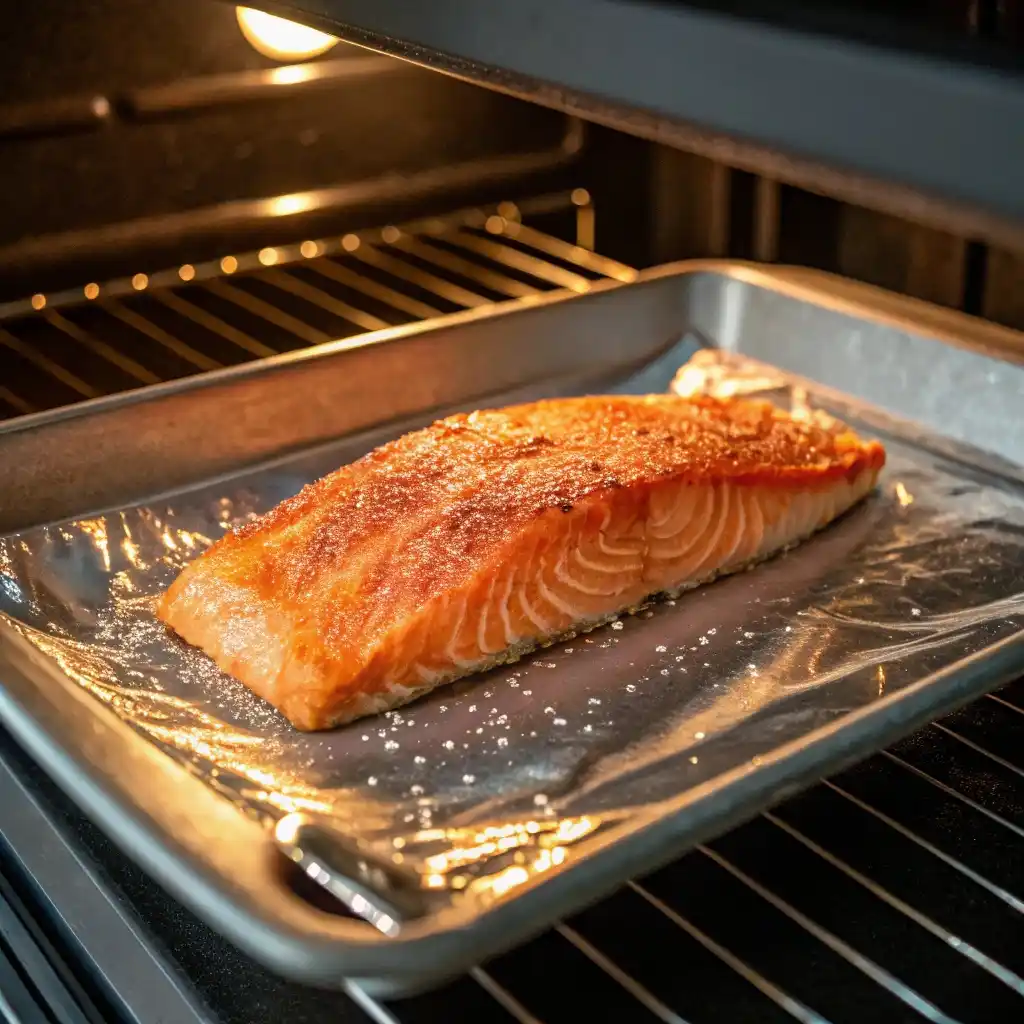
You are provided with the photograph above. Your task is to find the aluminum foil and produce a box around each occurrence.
[2,355,1024,911]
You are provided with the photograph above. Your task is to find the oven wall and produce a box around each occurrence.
[2,0,1023,332]
[604,141,1024,332]
[580,0,1024,332]
[0,0,580,297]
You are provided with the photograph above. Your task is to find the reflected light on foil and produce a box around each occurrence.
[235,7,338,61]
[176,530,207,551]
[117,714,334,817]
[465,834,574,900]
[894,482,915,507]
[548,816,595,845]
[0,574,21,603]
[78,519,111,572]
[416,816,598,898]
[475,865,529,899]
[121,536,143,570]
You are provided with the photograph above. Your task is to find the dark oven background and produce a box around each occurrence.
[3,0,1024,328]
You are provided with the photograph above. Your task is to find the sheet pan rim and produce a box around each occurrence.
[2,259,1023,992]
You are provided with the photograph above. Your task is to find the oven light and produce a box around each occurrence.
[235,7,339,61]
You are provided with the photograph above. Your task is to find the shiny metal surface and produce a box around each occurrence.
[0,264,1023,994]
[269,0,1024,248]
[4,693,1023,1023]
[274,814,436,935]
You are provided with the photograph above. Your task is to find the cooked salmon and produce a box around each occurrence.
[157,394,885,730]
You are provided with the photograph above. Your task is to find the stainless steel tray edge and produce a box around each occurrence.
[687,262,1024,468]
[5,258,1023,533]
[0,276,683,534]
[2,260,1024,994]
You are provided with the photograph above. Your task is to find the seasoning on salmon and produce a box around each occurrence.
[156,394,885,730]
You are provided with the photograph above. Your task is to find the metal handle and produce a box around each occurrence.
[274,813,433,936]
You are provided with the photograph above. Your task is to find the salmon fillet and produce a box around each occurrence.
[157,395,885,730]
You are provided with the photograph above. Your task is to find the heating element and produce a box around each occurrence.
[0,196,1021,1023]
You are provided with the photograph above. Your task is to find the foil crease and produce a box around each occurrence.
[2,354,1024,909]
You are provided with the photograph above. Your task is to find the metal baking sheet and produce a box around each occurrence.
[2,262,1024,996]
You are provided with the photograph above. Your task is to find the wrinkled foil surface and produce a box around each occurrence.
[2,354,1023,906]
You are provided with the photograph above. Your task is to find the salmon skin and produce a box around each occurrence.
[157,394,885,730]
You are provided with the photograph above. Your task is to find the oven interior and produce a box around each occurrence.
[1,2,1023,1022]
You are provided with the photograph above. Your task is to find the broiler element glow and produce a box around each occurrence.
[235,7,339,61]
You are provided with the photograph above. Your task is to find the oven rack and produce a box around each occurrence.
[377,687,1024,1024]
[0,189,632,423]
[5,683,1021,1024]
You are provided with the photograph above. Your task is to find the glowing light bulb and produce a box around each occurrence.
[236,7,338,62]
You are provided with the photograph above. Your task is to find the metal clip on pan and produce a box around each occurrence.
[274,813,433,936]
